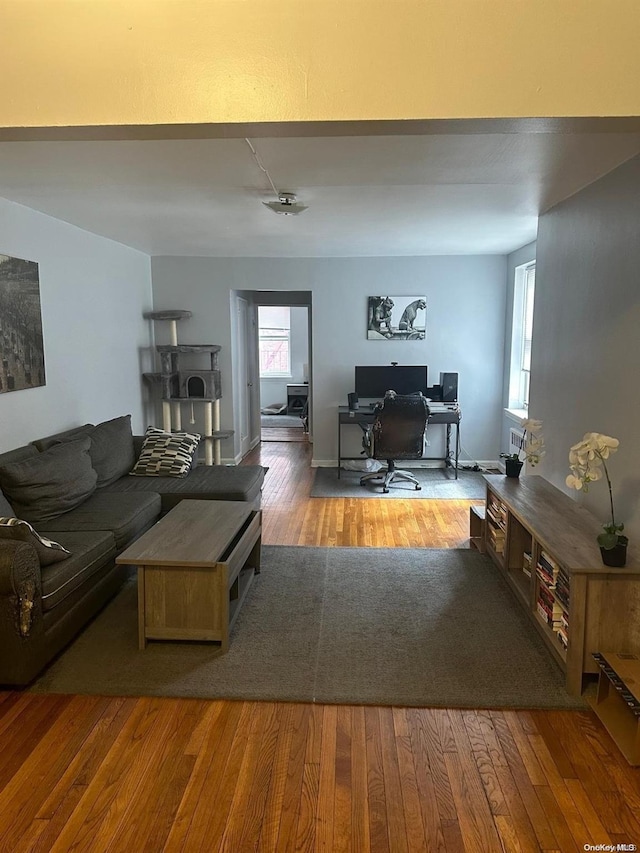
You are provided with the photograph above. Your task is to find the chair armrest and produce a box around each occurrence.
[0,540,41,637]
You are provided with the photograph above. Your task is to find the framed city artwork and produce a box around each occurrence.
[0,253,46,393]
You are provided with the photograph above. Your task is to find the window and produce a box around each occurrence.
[508,263,535,410]
[258,306,291,377]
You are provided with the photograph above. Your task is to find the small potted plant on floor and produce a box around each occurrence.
[566,432,628,567]
[500,418,545,478]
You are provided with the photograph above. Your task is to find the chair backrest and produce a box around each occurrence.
[370,392,430,460]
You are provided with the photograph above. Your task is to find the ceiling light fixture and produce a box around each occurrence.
[262,192,308,216]
[245,138,308,216]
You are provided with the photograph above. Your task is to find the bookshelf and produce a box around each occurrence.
[482,475,640,696]
[590,652,640,765]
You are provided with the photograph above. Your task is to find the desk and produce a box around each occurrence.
[337,405,461,479]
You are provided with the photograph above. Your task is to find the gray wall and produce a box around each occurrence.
[0,198,153,452]
[531,154,640,539]
[151,255,507,465]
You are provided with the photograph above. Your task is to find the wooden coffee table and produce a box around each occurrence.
[116,499,261,651]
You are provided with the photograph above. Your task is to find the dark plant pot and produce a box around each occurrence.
[600,542,627,568]
[505,458,523,478]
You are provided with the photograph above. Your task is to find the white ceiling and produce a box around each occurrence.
[1,129,639,257]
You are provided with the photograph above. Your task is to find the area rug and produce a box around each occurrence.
[260,414,303,428]
[311,467,487,499]
[31,547,584,709]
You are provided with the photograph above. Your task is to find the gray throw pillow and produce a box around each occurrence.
[90,415,135,487]
[0,437,97,523]
[0,517,71,566]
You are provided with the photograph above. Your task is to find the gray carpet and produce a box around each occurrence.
[261,414,303,428]
[32,547,584,709]
[312,467,488,499]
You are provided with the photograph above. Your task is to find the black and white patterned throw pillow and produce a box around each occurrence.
[0,517,71,566]
[130,427,201,478]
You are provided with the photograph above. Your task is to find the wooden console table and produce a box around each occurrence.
[482,475,640,696]
[117,499,261,651]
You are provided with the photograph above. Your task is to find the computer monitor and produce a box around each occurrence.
[354,365,429,400]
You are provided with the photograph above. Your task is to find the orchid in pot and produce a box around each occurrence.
[565,432,628,567]
[500,418,545,477]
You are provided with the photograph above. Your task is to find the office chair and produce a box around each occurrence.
[360,391,430,492]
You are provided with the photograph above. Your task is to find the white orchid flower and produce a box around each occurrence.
[521,418,543,434]
[566,473,584,489]
[567,432,624,550]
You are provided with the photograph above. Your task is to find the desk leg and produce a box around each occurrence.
[446,424,451,470]
[338,419,341,478]
[455,422,459,479]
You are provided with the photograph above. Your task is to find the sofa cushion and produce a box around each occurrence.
[0,437,98,524]
[37,530,116,612]
[31,424,94,453]
[130,427,200,478]
[40,490,161,550]
[0,517,71,566]
[104,464,266,509]
[0,443,39,469]
[90,415,136,487]
[0,488,14,517]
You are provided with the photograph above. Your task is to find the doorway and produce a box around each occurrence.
[258,304,310,443]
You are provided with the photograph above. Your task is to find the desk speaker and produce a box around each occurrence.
[348,392,359,411]
[439,372,458,403]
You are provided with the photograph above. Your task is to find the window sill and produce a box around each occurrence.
[504,407,528,423]
[260,375,293,381]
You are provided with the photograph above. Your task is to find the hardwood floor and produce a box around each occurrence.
[1,438,639,852]
[242,439,477,548]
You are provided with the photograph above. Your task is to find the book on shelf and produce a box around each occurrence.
[522,550,533,577]
[556,627,568,650]
[536,563,556,589]
[555,573,571,609]
[539,549,560,571]
[537,587,563,628]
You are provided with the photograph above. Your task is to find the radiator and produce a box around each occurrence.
[509,427,524,456]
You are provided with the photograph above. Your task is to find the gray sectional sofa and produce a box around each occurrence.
[0,416,266,685]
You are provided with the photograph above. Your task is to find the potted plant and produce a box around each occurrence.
[565,432,628,567]
[500,418,545,478]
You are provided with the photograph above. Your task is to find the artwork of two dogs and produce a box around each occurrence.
[367,296,427,340]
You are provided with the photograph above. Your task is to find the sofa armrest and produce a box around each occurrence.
[0,540,41,637]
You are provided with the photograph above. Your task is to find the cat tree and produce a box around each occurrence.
[143,310,233,465]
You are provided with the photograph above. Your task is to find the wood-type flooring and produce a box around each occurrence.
[1,437,638,852]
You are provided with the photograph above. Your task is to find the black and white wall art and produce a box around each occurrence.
[0,254,46,393]
[367,296,427,340]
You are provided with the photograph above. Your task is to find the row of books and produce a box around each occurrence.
[536,557,570,651]
[486,499,507,531]
[556,613,569,651]
[488,524,505,555]
[536,549,560,588]
[486,498,507,555]
[537,584,564,629]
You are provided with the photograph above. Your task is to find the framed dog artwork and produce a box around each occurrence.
[367,296,427,340]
